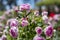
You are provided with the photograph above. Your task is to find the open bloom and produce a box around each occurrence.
[9,27,18,38]
[21,20,29,27]
[33,35,45,40]
[2,34,7,40]
[7,18,19,27]
[20,3,30,11]
[44,25,53,37]
[35,27,42,35]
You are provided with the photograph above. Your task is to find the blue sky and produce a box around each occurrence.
[17,0,35,9]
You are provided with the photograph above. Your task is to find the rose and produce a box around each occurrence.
[9,27,18,38]
[35,27,42,35]
[44,25,53,37]
[7,18,19,27]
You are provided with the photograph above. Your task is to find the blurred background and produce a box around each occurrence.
[0,0,60,14]
[0,0,41,11]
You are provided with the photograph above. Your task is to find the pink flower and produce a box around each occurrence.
[35,27,42,35]
[33,35,45,40]
[20,3,30,11]
[21,20,29,27]
[7,18,19,27]
[9,27,18,38]
[2,34,7,40]
[44,25,53,37]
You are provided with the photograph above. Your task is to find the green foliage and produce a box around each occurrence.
[36,0,60,6]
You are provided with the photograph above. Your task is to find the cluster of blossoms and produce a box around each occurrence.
[0,3,30,40]
[33,25,54,40]
[0,3,58,40]
[13,3,30,12]
[7,18,19,38]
